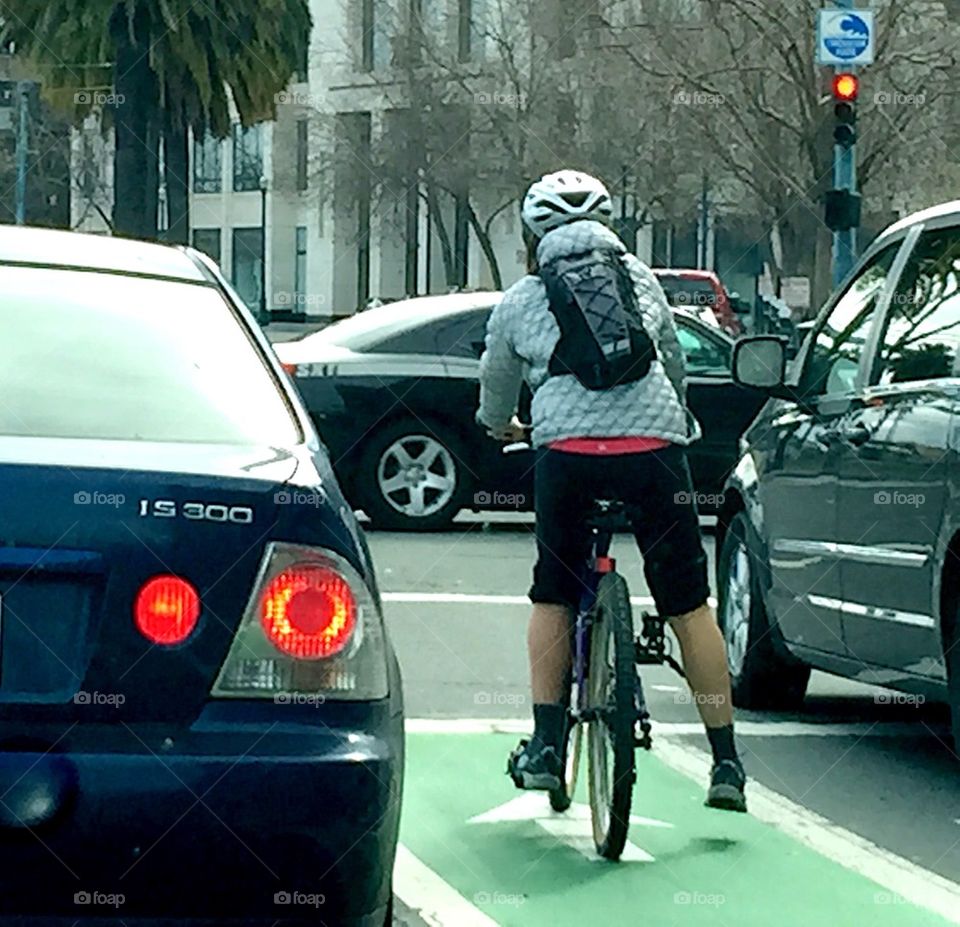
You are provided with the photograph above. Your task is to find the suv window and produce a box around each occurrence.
[871,227,960,385]
[800,244,899,398]
[376,309,492,358]
[0,265,299,445]
[675,320,731,376]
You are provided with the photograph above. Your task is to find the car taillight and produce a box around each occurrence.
[281,362,298,375]
[261,565,357,659]
[211,543,388,701]
[135,575,200,645]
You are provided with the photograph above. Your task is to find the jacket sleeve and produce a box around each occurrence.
[624,255,687,403]
[476,293,525,431]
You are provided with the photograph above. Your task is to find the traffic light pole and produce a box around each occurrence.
[831,0,857,288]
[14,81,30,225]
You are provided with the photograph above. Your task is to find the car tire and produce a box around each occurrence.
[357,420,469,531]
[945,604,960,752]
[717,512,810,710]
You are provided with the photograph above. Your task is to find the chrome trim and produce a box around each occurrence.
[807,594,935,629]
[773,539,927,567]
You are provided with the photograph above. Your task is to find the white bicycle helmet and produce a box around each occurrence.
[521,170,613,238]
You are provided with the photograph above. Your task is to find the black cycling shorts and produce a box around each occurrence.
[529,445,710,618]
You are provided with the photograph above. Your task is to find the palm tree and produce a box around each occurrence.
[3,0,310,241]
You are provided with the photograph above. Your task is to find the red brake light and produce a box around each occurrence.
[281,362,298,375]
[260,565,357,659]
[135,575,201,645]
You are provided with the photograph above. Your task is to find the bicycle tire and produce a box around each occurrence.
[549,717,583,812]
[587,572,636,859]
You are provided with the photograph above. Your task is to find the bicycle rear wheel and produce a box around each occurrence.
[587,572,636,859]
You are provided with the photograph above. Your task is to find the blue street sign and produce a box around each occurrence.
[817,9,875,66]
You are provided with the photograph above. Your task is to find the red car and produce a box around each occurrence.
[653,269,742,337]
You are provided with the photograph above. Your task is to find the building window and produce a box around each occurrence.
[459,0,486,60]
[294,40,309,82]
[361,0,391,71]
[193,133,222,193]
[296,119,309,192]
[295,226,308,307]
[232,227,264,311]
[232,124,263,193]
[192,228,221,264]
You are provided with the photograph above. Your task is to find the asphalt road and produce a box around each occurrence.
[374,515,960,925]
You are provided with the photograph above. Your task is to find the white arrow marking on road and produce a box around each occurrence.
[467,793,673,862]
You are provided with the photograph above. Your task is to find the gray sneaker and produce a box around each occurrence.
[507,739,562,791]
[706,759,747,812]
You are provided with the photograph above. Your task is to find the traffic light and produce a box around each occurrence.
[825,189,862,232]
[832,72,859,149]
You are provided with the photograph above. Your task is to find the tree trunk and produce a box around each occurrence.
[163,120,190,245]
[110,6,159,240]
[812,219,834,319]
[467,203,503,290]
[425,184,455,287]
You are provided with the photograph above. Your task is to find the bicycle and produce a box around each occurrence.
[508,498,685,861]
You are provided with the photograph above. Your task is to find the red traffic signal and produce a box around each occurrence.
[832,73,859,102]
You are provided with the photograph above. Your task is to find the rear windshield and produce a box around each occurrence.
[0,265,300,445]
[657,277,718,308]
[299,303,438,352]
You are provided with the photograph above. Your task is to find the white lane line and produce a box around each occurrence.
[394,844,499,927]
[383,592,718,608]
[405,718,933,738]
[654,737,960,925]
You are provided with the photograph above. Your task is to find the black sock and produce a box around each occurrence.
[706,724,739,764]
[533,703,566,750]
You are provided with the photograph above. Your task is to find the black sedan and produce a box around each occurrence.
[0,226,401,925]
[277,292,766,530]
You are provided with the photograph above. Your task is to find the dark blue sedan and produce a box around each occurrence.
[0,227,402,925]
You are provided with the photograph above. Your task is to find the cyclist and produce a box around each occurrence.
[476,170,746,812]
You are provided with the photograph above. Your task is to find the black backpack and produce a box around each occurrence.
[540,249,657,391]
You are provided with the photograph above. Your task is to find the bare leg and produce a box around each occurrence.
[528,603,573,703]
[668,603,734,728]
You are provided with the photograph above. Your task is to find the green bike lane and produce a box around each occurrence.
[399,731,953,927]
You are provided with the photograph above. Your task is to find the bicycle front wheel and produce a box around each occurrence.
[587,572,636,859]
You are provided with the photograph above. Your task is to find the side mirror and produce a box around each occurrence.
[733,336,788,389]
